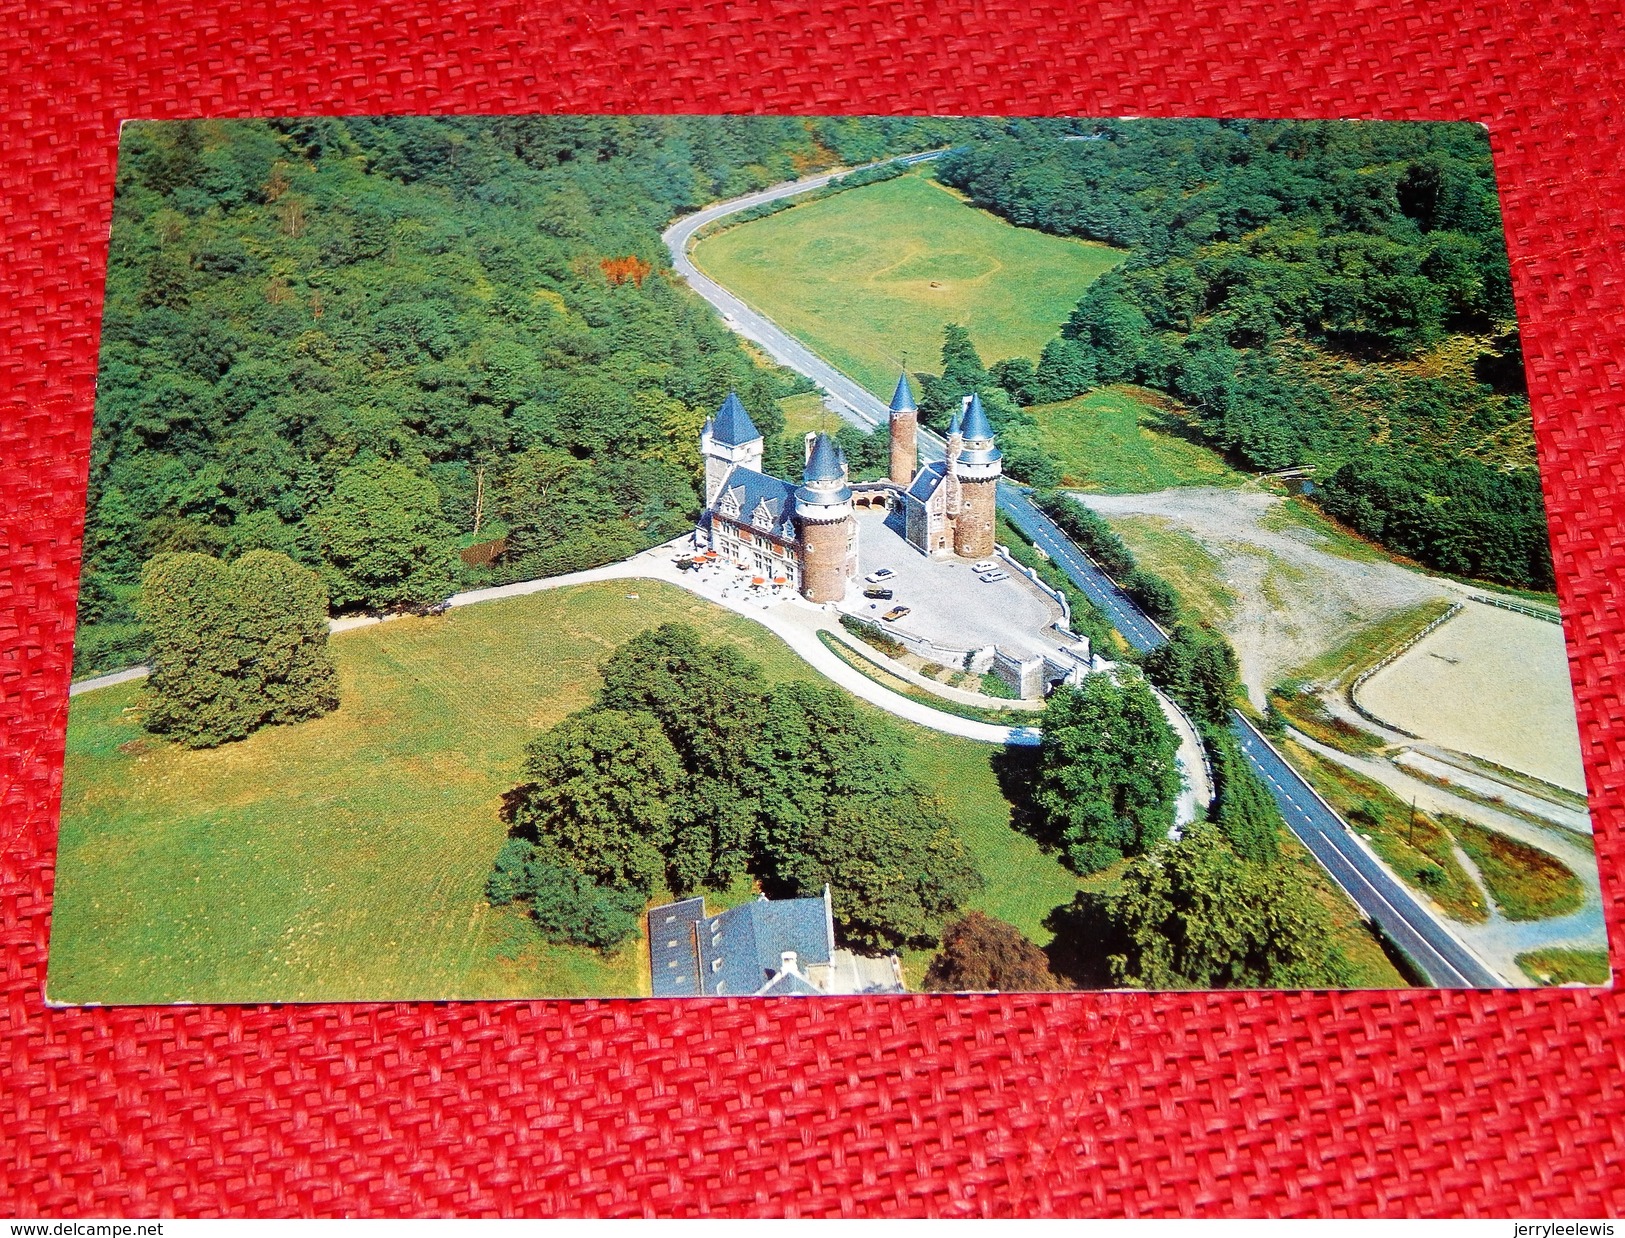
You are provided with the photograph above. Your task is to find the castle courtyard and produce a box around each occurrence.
[843,506,1070,664]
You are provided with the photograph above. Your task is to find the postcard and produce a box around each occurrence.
[49,115,1607,1001]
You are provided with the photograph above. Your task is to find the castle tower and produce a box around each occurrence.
[887,372,918,486]
[952,393,1002,559]
[795,432,857,604]
[701,392,764,506]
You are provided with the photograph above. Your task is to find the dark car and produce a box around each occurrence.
[862,586,894,600]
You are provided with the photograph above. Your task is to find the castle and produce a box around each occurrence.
[695,375,1002,604]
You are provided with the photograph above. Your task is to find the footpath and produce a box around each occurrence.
[67,541,1034,747]
[68,543,1225,821]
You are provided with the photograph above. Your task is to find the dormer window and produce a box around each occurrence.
[720,489,742,519]
[751,500,775,530]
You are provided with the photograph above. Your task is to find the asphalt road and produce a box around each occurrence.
[663,155,1505,989]
[662,152,946,433]
[994,485,1167,652]
[1231,714,1499,987]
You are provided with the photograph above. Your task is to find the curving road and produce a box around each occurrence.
[663,152,946,433]
[665,162,1504,988]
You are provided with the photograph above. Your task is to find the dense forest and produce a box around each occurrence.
[937,119,1554,590]
[78,115,989,672]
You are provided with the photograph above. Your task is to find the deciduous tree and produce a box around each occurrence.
[1053,824,1352,989]
[509,707,683,896]
[924,912,1066,992]
[311,458,460,611]
[138,549,338,748]
[1031,673,1182,874]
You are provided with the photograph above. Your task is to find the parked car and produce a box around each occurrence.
[881,606,912,622]
[864,567,898,584]
[971,559,999,573]
[978,570,1010,583]
[862,586,894,600]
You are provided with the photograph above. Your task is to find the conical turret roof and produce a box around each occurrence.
[803,432,844,484]
[961,392,994,441]
[889,372,916,414]
[947,403,964,437]
[711,392,761,447]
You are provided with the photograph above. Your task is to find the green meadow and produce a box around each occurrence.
[50,580,1089,1003]
[1031,389,1244,492]
[693,170,1125,396]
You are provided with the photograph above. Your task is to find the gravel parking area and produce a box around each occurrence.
[845,508,1065,660]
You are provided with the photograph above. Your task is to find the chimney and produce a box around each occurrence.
[780,950,800,976]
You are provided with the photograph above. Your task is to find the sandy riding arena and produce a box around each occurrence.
[1356,602,1586,794]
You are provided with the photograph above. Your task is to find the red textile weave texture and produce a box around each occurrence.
[4,0,1625,1217]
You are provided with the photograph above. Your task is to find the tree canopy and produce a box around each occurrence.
[138,548,338,747]
[492,624,982,952]
[937,120,1551,591]
[923,912,1067,993]
[80,115,985,673]
[1051,823,1353,989]
[1030,673,1183,875]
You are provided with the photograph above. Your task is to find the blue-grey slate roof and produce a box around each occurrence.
[889,372,916,413]
[647,897,707,997]
[803,432,844,483]
[961,392,994,441]
[693,895,834,996]
[906,459,948,501]
[756,969,825,997]
[716,467,798,539]
[712,392,761,446]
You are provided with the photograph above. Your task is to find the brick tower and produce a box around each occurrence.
[952,393,1002,559]
[700,391,763,506]
[795,432,857,603]
[887,371,918,486]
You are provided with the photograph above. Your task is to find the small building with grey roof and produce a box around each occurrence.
[647,887,906,997]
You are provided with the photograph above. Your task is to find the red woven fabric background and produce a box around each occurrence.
[5,0,1625,1217]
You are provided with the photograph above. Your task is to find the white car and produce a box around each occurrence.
[864,567,898,584]
[978,570,1010,583]
[970,559,999,573]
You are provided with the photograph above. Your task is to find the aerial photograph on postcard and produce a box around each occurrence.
[48,115,1609,1002]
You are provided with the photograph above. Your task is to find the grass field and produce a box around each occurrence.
[1290,598,1457,687]
[1033,389,1245,492]
[693,169,1124,396]
[779,390,836,438]
[1107,515,1239,628]
[816,631,1035,726]
[50,581,1091,1003]
[1282,739,1487,924]
[1268,686,1390,756]
[1516,948,1611,986]
[1445,816,1584,921]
